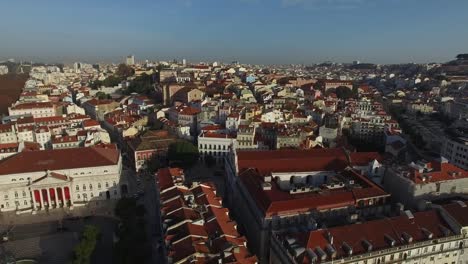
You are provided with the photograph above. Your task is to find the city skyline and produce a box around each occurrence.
[1,0,467,64]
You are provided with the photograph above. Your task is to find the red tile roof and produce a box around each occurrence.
[236,149,387,217]
[10,102,54,110]
[297,210,452,263]
[0,146,120,175]
[442,201,468,226]
[237,148,381,173]
[156,167,257,263]
[410,161,468,184]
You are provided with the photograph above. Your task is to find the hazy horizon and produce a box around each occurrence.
[1,0,467,65]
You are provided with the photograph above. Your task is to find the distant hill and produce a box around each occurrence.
[0,73,28,116]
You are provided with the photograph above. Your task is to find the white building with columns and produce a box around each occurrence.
[0,146,126,213]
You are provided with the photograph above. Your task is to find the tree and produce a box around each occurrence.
[114,197,137,222]
[335,86,353,100]
[352,86,359,98]
[146,154,162,173]
[114,197,151,264]
[95,91,111,100]
[72,225,100,264]
[168,141,199,169]
[116,64,134,78]
[124,73,155,95]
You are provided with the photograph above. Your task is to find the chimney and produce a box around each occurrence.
[384,234,396,247]
[315,247,327,261]
[325,244,337,258]
[421,228,433,239]
[402,232,413,243]
[342,242,353,256]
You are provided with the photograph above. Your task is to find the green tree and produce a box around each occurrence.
[95,91,111,100]
[146,154,162,173]
[114,197,151,264]
[168,141,199,169]
[72,225,100,264]
[125,73,155,95]
[114,197,137,221]
[352,86,359,98]
[116,64,134,78]
[335,86,353,100]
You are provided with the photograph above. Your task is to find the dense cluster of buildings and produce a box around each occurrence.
[156,167,257,263]
[0,54,467,263]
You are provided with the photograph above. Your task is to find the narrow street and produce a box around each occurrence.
[139,169,166,264]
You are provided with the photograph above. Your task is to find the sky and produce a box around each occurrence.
[0,0,467,65]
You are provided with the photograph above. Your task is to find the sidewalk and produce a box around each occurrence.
[0,201,117,226]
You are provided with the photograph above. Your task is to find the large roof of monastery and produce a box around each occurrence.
[0,146,120,175]
[237,148,382,174]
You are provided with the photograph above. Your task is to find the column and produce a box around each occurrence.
[31,189,37,210]
[54,188,58,208]
[39,189,44,209]
[44,189,50,207]
[61,188,65,207]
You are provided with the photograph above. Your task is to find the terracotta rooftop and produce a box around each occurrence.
[10,102,54,110]
[442,201,468,226]
[0,146,120,175]
[294,210,453,263]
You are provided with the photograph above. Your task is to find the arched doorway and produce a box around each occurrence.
[106,191,110,200]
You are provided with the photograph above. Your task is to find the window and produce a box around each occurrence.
[14,192,18,198]
[77,194,80,199]
[98,183,101,189]
[89,184,93,190]
[105,182,109,188]
[24,200,27,205]
[114,190,118,195]
[22,191,26,197]
[104,170,108,173]
[19,178,24,181]
[83,185,86,191]
[11,179,16,182]
[76,185,79,191]
[113,181,117,187]
[4,195,8,200]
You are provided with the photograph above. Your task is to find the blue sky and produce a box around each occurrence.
[0,0,467,64]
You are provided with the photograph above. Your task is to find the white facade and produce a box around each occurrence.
[0,125,18,144]
[0,65,8,75]
[0,148,125,213]
[198,133,237,161]
[8,104,56,118]
[442,137,468,170]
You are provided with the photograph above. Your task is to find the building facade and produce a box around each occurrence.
[0,146,126,213]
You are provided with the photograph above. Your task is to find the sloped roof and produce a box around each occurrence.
[0,146,120,175]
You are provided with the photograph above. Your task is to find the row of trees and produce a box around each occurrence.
[325,86,359,100]
[113,198,151,264]
[124,73,155,95]
[72,225,101,264]
[90,64,134,89]
[145,140,200,174]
